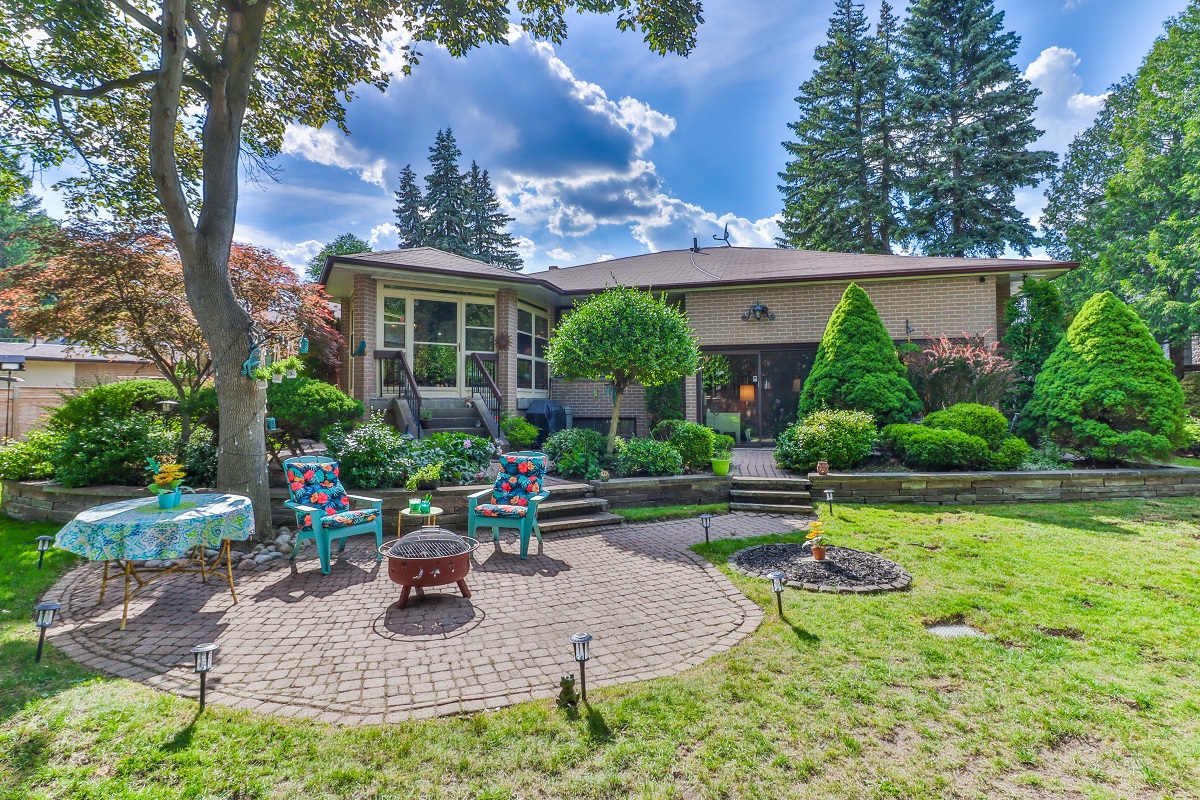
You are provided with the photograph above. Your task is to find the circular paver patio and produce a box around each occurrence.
[41,513,809,724]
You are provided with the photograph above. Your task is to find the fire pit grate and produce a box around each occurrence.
[388,529,473,560]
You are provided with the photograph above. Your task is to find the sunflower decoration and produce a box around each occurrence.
[146,458,187,495]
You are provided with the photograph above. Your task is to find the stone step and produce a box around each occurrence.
[730,488,811,501]
[729,501,815,515]
[425,406,480,418]
[537,497,610,518]
[731,476,811,490]
[542,481,592,497]
[538,512,625,533]
[422,426,489,437]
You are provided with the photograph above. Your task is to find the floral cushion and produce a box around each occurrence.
[491,454,547,506]
[475,503,529,518]
[299,507,380,532]
[286,460,352,530]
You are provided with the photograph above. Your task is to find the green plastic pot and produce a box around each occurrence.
[711,458,731,476]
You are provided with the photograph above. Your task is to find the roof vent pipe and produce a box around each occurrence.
[692,237,700,253]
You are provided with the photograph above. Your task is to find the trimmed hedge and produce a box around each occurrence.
[616,438,684,477]
[544,428,610,480]
[923,403,1009,450]
[882,424,991,471]
[774,409,876,472]
[266,378,363,440]
[667,421,716,471]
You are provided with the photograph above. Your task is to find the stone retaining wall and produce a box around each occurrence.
[807,468,1200,505]
[587,474,731,509]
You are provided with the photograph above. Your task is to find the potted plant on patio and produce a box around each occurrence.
[146,458,187,509]
[806,520,829,561]
[711,434,734,476]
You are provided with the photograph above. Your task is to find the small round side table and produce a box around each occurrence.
[400,505,444,528]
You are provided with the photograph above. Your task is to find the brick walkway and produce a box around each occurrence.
[732,448,801,479]
[41,513,811,724]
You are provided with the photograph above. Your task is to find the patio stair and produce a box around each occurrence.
[421,400,491,438]
[536,481,624,533]
[728,476,815,515]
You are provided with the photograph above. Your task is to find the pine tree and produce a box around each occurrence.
[393,164,425,249]
[900,0,1055,257]
[799,282,921,426]
[305,232,371,281]
[868,1,905,252]
[422,128,470,255]
[778,0,899,253]
[465,161,523,270]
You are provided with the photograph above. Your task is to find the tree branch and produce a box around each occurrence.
[0,59,158,99]
[149,0,199,247]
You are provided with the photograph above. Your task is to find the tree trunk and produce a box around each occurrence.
[1169,340,1188,378]
[606,388,623,455]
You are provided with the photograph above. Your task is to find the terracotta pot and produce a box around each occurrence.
[811,544,827,561]
[816,460,829,476]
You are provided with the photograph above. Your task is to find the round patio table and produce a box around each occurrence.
[55,493,255,629]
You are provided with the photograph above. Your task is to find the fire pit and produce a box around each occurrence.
[379,528,477,609]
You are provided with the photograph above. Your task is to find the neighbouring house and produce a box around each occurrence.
[0,341,156,440]
[320,245,1075,444]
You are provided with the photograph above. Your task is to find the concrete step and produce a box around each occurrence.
[731,476,811,491]
[539,512,625,533]
[730,488,811,501]
[538,497,610,518]
[425,406,480,418]
[729,502,815,515]
[543,481,592,498]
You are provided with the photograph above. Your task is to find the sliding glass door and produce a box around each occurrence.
[701,349,815,444]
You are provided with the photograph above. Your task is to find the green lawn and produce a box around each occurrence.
[2,499,1200,798]
[612,502,729,523]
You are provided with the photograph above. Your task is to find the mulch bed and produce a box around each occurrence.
[729,544,911,593]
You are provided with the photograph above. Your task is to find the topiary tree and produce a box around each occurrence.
[1023,292,1186,462]
[800,282,921,426]
[547,285,700,454]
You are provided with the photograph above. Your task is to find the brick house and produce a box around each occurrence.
[320,246,1074,443]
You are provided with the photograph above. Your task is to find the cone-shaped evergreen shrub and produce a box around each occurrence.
[800,283,921,426]
[1024,292,1185,462]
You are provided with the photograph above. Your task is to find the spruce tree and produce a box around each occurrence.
[900,0,1054,257]
[799,282,921,426]
[1023,292,1185,462]
[465,160,523,270]
[393,164,425,249]
[422,128,470,255]
[778,0,899,253]
[868,1,905,252]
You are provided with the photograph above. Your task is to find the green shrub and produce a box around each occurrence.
[266,378,363,440]
[1181,374,1200,418]
[322,414,414,489]
[413,432,493,485]
[616,437,683,477]
[882,424,990,471]
[53,412,176,487]
[0,429,62,481]
[923,403,1010,450]
[182,425,218,487]
[774,409,876,472]
[500,414,539,448]
[50,379,177,430]
[799,282,921,426]
[667,421,716,471]
[544,427,609,480]
[988,436,1033,471]
[712,434,735,458]
[184,386,219,433]
[1023,292,1186,462]
[651,419,686,441]
[645,380,684,430]
[1180,416,1200,457]
[1023,443,1069,470]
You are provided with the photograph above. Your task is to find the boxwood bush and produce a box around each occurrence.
[882,424,991,471]
[322,414,414,489]
[922,403,1009,450]
[544,428,610,480]
[499,414,539,448]
[989,436,1033,471]
[667,421,716,471]
[774,409,876,473]
[266,378,363,440]
[616,437,683,477]
[0,429,62,481]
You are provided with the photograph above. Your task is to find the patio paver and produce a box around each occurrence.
[41,513,810,724]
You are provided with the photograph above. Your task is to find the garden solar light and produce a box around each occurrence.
[34,602,60,662]
[190,642,219,711]
[35,535,53,569]
[699,513,712,544]
[570,632,593,701]
[824,488,835,514]
[767,571,786,616]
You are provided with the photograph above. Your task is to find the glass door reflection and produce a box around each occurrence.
[412,298,458,388]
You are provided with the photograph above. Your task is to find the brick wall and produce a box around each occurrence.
[684,275,999,347]
[495,289,519,411]
[350,274,377,406]
[550,379,648,437]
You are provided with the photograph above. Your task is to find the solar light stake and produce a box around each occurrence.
[699,513,712,544]
[570,632,593,701]
[190,643,219,711]
[824,489,834,515]
[35,535,53,569]
[767,571,786,616]
[33,602,60,662]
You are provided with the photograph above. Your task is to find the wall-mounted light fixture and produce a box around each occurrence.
[905,319,915,335]
[741,302,775,322]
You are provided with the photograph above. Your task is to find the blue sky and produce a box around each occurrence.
[48,0,1193,272]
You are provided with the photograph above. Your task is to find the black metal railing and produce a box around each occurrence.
[376,349,421,427]
[466,352,502,425]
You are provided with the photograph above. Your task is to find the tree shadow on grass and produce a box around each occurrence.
[963,503,1143,537]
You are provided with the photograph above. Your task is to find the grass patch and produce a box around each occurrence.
[3,499,1200,797]
[611,502,729,523]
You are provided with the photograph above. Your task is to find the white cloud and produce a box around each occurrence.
[595,253,615,262]
[546,247,575,262]
[281,125,389,187]
[368,222,397,248]
[514,236,538,264]
[1024,47,1108,154]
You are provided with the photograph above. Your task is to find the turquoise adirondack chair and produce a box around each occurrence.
[283,456,384,574]
[467,452,550,560]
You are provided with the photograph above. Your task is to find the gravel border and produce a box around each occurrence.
[728,544,912,594]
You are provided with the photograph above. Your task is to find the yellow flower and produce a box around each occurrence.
[806,531,819,540]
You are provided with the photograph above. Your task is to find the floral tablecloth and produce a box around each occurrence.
[55,493,255,561]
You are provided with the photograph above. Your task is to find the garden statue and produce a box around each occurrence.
[556,674,579,709]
